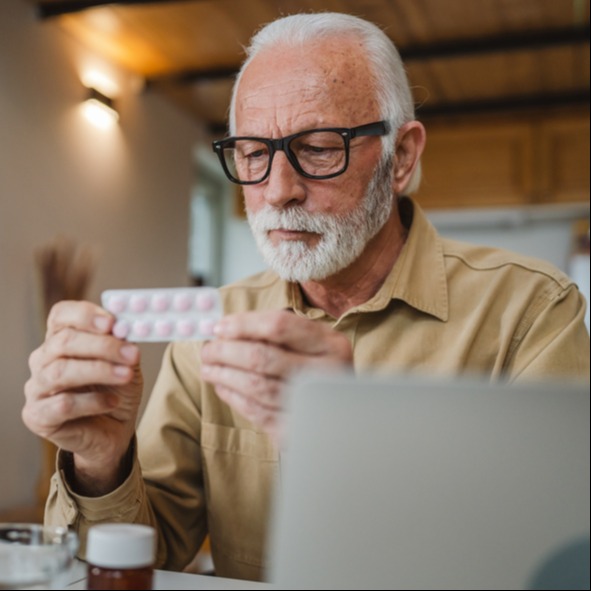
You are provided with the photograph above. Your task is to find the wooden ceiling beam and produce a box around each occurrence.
[144,66,239,88]
[145,26,590,87]
[416,90,590,119]
[402,25,589,60]
[36,0,199,19]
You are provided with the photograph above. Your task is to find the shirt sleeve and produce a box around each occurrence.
[44,342,208,571]
[44,445,155,560]
[505,282,590,381]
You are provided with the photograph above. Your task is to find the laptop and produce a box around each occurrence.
[266,373,590,590]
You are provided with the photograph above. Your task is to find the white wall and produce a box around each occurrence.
[0,1,202,510]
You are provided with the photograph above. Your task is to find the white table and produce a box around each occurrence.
[65,559,274,590]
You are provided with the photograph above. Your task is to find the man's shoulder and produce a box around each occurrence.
[440,236,574,290]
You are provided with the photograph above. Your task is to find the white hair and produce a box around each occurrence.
[228,12,421,193]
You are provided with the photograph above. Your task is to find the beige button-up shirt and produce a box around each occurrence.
[45,199,590,581]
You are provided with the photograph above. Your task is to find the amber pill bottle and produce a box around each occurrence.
[86,524,156,590]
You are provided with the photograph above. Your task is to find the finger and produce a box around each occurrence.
[22,390,118,437]
[26,358,134,400]
[202,337,350,380]
[213,310,347,355]
[32,329,140,373]
[201,363,283,410]
[202,339,298,377]
[46,300,114,338]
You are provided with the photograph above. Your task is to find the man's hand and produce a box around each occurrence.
[200,310,353,443]
[23,301,143,495]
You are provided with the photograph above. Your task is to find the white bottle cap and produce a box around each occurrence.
[86,524,156,569]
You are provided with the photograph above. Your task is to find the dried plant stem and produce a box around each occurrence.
[33,235,96,513]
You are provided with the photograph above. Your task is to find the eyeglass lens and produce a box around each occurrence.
[222,130,347,183]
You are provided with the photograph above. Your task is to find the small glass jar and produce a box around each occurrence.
[86,524,156,590]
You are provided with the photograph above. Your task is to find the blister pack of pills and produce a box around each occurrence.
[101,287,222,342]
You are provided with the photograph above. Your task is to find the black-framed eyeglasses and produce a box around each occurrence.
[212,120,390,185]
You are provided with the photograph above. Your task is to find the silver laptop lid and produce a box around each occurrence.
[267,373,590,590]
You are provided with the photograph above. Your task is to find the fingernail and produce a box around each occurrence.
[113,365,131,378]
[120,344,138,362]
[94,315,111,332]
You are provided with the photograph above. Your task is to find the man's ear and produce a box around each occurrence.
[392,121,426,195]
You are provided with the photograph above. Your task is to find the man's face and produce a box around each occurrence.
[246,153,394,282]
[235,38,393,282]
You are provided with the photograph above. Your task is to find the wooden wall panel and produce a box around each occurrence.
[414,112,590,209]
[537,116,591,202]
[415,122,534,209]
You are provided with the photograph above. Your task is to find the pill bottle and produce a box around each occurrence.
[86,523,156,590]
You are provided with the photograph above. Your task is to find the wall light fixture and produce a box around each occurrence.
[83,87,119,129]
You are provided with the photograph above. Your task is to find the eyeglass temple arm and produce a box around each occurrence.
[350,121,391,138]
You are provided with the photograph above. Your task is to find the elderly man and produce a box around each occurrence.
[23,12,589,582]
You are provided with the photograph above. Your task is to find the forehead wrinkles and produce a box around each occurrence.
[236,39,379,130]
[240,76,326,114]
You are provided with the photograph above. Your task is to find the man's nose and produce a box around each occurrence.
[262,151,306,208]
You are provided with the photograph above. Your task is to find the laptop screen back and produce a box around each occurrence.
[266,374,590,590]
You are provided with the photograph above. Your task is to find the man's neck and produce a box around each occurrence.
[299,212,407,319]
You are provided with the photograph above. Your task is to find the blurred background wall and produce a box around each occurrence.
[0,0,203,513]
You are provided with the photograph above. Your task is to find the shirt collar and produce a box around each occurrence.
[380,197,449,321]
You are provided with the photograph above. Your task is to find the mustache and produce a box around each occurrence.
[248,206,335,234]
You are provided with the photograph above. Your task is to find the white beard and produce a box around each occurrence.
[246,155,394,282]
